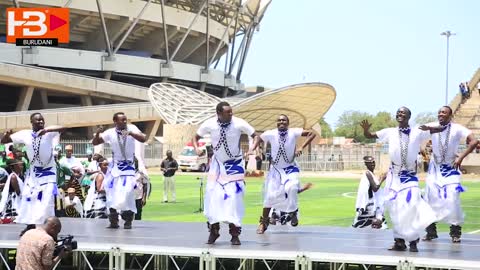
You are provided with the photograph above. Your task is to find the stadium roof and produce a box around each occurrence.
[148,82,336,131]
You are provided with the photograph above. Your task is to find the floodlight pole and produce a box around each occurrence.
[441,30,455,105]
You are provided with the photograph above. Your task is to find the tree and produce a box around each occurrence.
[318,117,333,138]
[372,111,397,131]
[334,110,372,142]
[414,112,437,125]
[334,110,396,143]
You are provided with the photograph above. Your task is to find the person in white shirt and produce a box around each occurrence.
[423,106,479,243]
[92,112,146,229]
[352,156,387,229]
[59,145,84,179]
[1,113,65,236]
[361,107,437,252]
[193,102,257,245]
[64,187,83,218]
[250,114,316,234]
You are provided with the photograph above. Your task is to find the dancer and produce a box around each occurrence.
[251,114,316,234]
[193,101,257,245]
[1,113,65,235]
[361,107,437,252]
[0,160,24,223]
[423,106,478,243]
[84,157,108,219]
[92,112,146,229]
[352,156,387,229]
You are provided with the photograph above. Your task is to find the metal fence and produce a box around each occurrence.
[58,140,383,171]
[59,140,164,167]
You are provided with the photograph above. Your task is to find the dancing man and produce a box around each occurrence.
[423,106,478,243]
[193,101,257,245]
[1,113,65,235]
[352,156,387,229]
[252,114,316,234]
[92,112,146,229]
[361,107,437,252]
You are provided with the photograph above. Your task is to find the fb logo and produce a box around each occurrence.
[6,8,70,45]
[8,11,48,37]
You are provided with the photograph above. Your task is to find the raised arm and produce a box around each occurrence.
[37,126,66,136]
[418,125,445,134]
[248,132,260,153]
[454,133,479,169]
[296,130,317,157]
[1,130,13,144]
[192,134,203,156]
[92,127,104,146]
[128,129,146,143]
[248,132,264,154]
[360,120,378,139]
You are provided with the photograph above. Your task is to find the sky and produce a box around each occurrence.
[238,0,480,128]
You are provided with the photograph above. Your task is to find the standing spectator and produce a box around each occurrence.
[161,150,178,203]
[134,170,149,220]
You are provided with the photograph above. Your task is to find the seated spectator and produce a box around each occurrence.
[64,187,83,218]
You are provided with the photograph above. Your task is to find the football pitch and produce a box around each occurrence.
[142,174,480,234]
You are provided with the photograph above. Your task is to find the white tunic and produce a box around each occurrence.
[11,130,59,225]
[376,126,437,241]
[197,116,255,163]
[260,128,303,213]
[196,116,255,226]
[100,124,140,212]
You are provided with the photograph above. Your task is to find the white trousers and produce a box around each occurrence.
[163,176,176,202]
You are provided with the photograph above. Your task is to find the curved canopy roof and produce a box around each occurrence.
[229,83,336,131]
[149,82,336,131]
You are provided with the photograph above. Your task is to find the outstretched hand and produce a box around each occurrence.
[96,126,104,135]
[295,150,303,157]
[453,157,463,170]
[418,125,430,131]
[360,120,371,132]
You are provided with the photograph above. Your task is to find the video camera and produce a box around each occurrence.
[53,235,77,256]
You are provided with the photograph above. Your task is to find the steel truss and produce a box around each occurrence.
[1,246,472,270]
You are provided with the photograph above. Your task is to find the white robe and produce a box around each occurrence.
[353,171,387,229]
[260,128,303,214]
[425,122,470,226]
[100,125,141,213]
[197,117,255,226]
[376,127,437,241]
[11,130,59,225]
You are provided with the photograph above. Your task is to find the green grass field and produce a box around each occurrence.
[142,174,480,233]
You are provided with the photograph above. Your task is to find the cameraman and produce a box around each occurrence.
[16,217,69,270]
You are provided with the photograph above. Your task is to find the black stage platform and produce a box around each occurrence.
[1,219,479,270]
